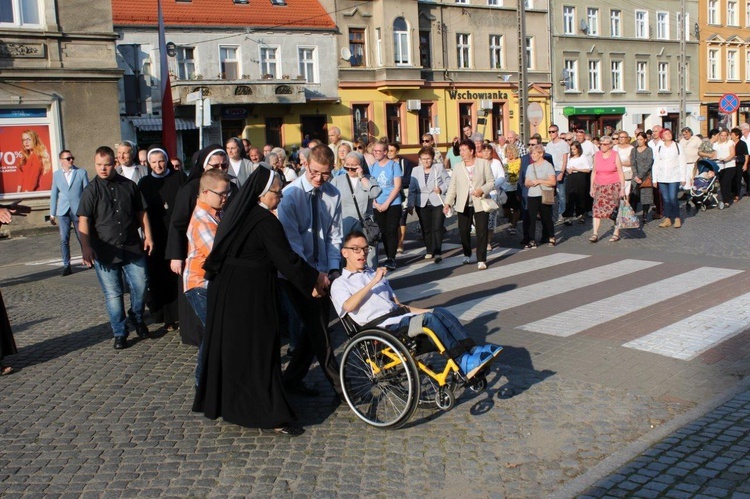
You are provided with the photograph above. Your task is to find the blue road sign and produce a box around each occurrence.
[719,93,740,114]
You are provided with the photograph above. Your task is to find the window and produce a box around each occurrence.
[746,50,750,80]
[563,6,575,35]
[487,0,500,6]
[489,35,503,69]
[525,0,533,8]
[418,103,433,139]
[728,0,738,25]
[455,0,468,3]
[677,13,691,40]
[708,0,719,24]
[564,59,578,91]
[635,10,648,38]
[298,47,317,82]
[457,34,471,68]
[588,60,601,91]
[349,28,366,67]
[352,104,370,143]
[685,61,690,91]
[376,28,383,66]
[610,60,623,91]
[610,10,621,37]
[419,31,431,68]
[385,103,402,143]
[219,46,239,80]
[656,12,669,39]
[587,8,599,36]
[728,49,739,80]
[636,61,648,91]
[658,62,669,91]
[393,17,410,66]
[0,0,41,27]
[708,48,720,79]
[259,46,278,78]
[525,36,534,69]
[459,103,473,131]
[176,47,195,80]
[746,0,750,25]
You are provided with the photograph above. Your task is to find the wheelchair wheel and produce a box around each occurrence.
[435,386,455,411]
[340,330,421,429]
[468,375,487,394]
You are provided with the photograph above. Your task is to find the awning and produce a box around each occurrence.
[129,117,197,131]
[563,106,626,117]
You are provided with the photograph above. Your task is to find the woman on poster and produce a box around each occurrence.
[18,130,52,192]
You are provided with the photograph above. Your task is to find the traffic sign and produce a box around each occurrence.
[719,93,740,114]
[186,91,202,103]
[527,102,544,126]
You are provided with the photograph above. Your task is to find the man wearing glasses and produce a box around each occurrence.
[50,150,89,276]
[278,145,344,399]
[544,125,569,221]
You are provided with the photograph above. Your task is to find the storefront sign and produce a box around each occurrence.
[563,106,626,117]
[448,90,509,100]
[0,124,53,196]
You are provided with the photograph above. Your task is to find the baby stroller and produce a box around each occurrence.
[687,159,721,211]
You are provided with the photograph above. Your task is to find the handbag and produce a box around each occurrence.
[533,163,555,205]
[640,176,653,188]
[344,176,382,245]
[622,166,633,181]
[477,197,500,212]
[616,199,640,229]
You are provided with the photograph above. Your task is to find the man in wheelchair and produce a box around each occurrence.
[330,231,502,379]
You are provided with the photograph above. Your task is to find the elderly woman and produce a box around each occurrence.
[589,135,626,242]
[653,128,688,227]
[443,139,495,270]
[524,144,557,248]
[331,152,382,268]
[138,147,186,331]
[408,147,450,263]
[479,143,506,248]
[630,132,654,225]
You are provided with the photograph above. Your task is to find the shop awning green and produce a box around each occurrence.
[563,106,626,117]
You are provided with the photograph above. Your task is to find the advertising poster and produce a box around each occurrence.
[0,124,54,197]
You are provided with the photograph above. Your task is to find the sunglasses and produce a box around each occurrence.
[208,162,230,169]
[61,156,74,161]
[421,139,432,143]
[344,167,358,172]
[355,146,364,150]
[548,130,558,133]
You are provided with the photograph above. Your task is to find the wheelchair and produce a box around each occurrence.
[338,314,492,429]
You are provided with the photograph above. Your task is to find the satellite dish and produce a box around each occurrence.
[340,47,352,60]
[579,20,588,33]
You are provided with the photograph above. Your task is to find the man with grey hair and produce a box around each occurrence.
[116,141,148,184]
[327,126,352,156]
[740,123,750,148]
[507,130,528,157]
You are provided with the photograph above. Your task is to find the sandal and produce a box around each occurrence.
[548,238,556,247]
[589,234,599,243]
[609,234,621,242]
[524,241,537,249]
[0,365,14,376]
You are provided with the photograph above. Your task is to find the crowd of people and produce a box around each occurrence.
[2,119,746,434]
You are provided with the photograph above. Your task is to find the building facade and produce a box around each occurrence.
[112,0,338,163]
[0,0,121,226]
[698,0,750,132]
[323,0,552,153]
[549,0,701,136]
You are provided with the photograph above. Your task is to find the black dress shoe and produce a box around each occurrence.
[283,381,320,397]
[262,426,305,437]
[114,337,127,350]
[61,265,72,276]
[136,323,150,339]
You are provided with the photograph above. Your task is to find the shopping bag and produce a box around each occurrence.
[616,199,640,229]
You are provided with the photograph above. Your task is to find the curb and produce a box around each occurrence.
[550,375,750,498]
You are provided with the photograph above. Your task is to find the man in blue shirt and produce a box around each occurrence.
[277,145,343,398]
[49,149,89,276]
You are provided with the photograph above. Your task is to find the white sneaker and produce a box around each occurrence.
[477,262,487,270]
[424,254,433,260]
[462,256,471,264]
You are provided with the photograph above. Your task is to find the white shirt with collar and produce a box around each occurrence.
[330,268,414,327]
[580,139,597,169]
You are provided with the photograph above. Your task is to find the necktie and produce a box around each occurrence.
[311,188,320,265]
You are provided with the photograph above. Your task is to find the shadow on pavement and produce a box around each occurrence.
[9,322,112,371]
[0,267,66,287]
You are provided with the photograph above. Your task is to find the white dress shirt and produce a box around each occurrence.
[330,268,414,327]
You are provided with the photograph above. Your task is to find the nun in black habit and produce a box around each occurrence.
[194,167,325,436]
[138,146,185,330]
[165,145,237,346]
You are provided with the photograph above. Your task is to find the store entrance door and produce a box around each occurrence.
[661,113,679,132]
[570,115,623,136]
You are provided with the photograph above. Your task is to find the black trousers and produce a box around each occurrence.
[719,167,736,204]
[457,207,489,263]
[563,172,589,217]
[416,204,445,256]
[743,166,750,200]
[374,204,401,260]
[733,163,744,199]
[280,280,342,396]
[526,196,554,244]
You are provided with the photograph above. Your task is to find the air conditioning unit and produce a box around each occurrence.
[406,99,421,111]
[479,99,493,110]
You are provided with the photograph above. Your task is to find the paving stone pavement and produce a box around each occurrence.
[1,197,750,496]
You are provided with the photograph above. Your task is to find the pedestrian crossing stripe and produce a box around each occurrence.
[518,267,742,337]
[623,292,750,360]
[387,247,518,280]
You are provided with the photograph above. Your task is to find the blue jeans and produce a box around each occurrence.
[556,179,566,218]
[93,255,148,338]
[185,287,207,387]
[387,307,475,358]
[57,211,81,267]
[659,182,680,221]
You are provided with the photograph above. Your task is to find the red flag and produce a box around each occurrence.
[157,0,176,157]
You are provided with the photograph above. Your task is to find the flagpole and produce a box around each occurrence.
[157,0,177,158]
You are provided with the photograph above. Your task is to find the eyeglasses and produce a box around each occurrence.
[421,139,432,143]
[208,162,229,170]
[565,139,573,142]
[344,167,358,172]
[308,170,332,179]
[343,246,370,254]
[207,188,232,199]
[356,146,364,150]
[61,156,74,161]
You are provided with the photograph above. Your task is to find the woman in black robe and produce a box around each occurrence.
[194,167,325,436]
[165,145,236,346]
[138,147,185,330]
[0,207,18,375]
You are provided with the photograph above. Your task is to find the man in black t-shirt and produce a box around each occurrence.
[731,127,748,201]
[78,146,154,350]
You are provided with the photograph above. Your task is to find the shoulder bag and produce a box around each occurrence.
[463,163,499,212]
[344,176,381,245]
[533,163,555,205]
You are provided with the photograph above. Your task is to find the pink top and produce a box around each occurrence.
[594,151,620,185]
